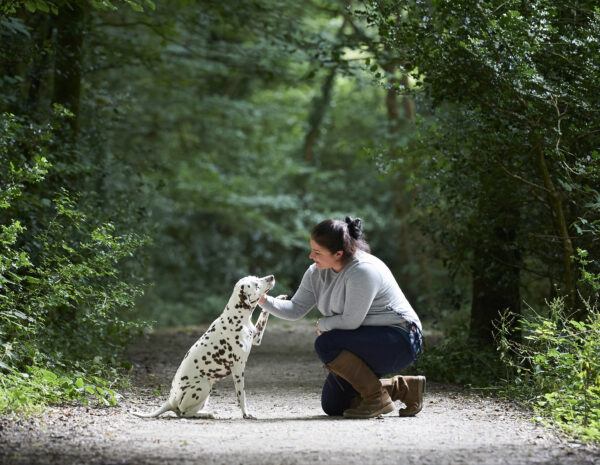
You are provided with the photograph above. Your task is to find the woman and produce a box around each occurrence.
[258,217,425,419]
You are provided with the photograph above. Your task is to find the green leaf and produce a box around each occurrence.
[24,1,37,12]
[127,1,144,12]
[40,369,57,381]
[35,0,50,13]
[75,378,84,389]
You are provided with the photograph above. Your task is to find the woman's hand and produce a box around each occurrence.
[316,320,323,336]
[258,295,267,307]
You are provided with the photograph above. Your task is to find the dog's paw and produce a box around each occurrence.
[243,413,257,420]
[275,294,289,300]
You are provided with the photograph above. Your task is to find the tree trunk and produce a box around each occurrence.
[384,60,420,300]
[27,15,54,113]
[48,4,85,326]
[302,67,337,163]
[301,14,350,163]
[470,205,521,344]
[535,138,577,313]
[52,3,84,138]
[400,74,415,120]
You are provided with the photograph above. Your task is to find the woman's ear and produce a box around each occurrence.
[334,250,344,260]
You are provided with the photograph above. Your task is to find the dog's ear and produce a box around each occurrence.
[236,284,253,310]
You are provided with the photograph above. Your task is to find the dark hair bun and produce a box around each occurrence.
[345,216,363,239]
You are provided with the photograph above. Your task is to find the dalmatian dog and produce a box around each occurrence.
[133,275,276,419]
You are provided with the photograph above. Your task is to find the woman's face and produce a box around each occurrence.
[309,239,343,271]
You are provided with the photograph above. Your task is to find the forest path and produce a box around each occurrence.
[1,320,598,465]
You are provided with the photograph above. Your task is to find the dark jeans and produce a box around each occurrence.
[314,326,416,416]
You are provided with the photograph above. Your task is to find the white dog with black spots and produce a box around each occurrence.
[133,275,276,419]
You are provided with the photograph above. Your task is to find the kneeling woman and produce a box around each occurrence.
[258,217,425,419]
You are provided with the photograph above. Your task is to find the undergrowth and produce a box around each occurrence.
[497,295,600,443]
[0,111,149,414]
[0,364,130,414]
[413,250,600,443]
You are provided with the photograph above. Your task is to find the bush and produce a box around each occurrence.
[0,112,149,413]
[409,312,505,387]
[0,366,123,413]
[412,335,504,387]
[497,294,600,442]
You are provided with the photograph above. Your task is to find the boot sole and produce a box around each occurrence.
[342,402,395,419]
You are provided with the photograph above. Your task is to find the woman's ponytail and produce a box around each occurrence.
[345,216,363,240]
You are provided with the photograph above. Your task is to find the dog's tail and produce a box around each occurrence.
[131,400,173,418]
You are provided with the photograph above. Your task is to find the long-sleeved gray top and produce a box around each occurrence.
[260,251,421,332]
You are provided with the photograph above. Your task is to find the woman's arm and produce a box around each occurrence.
[259,268,317,321]
[317,265,381,331]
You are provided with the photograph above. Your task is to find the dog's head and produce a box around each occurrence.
[234,275,275,310]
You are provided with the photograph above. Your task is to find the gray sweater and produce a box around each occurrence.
[261,251,421,332]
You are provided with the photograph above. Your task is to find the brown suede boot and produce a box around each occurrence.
[326,350,395,419]
[381,375,426,416]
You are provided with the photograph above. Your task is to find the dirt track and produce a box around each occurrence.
[1,319,598,465]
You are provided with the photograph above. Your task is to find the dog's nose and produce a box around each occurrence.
[265,275,274,282]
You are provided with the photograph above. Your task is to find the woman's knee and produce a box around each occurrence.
[314,333,333,363]
[320,377,352,416]
[314,331,344,364]
[320,373,356,416]
[321,396,345,416]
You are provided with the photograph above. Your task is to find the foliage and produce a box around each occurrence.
[412,334,504,387]
[1,0,597,434]
[0,112,148,412]
[87,0,419,325]
[403,303,504,386]
[0,365,122,414]
[360,0,600,335]
[497,296,600,442]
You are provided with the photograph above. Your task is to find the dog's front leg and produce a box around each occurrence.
[232,367,254,419]
[252,310,270,346]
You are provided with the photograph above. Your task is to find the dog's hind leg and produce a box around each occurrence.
[177,379,214,419]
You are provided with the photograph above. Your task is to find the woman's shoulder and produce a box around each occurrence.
[347,252,384,280]
[354,251,386,268]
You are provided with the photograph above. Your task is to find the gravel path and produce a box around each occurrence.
[1,320,598,465]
